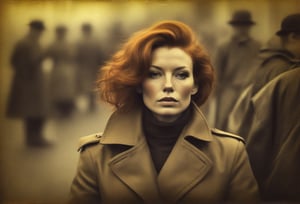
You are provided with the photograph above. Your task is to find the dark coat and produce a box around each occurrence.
[6,35,48,118]
[227,50,300,138]
[69,103,259,204]
[75,37,104,94]
[246,68,300,202]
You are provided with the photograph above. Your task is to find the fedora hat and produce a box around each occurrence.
[228,10,255,26]
[276,13,300,36]
[29,19,45,31]
[82,23,92,31]
[55,25,67,33]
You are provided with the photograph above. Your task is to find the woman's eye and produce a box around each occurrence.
[175,72,189,79]
[148,71,162,79]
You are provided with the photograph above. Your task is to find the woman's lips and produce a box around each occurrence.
[158,97,178,102]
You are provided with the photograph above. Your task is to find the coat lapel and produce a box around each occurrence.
[158,103,213,203]
[157,137,212,203]
[100,108,161,202]
[109,139,161,202]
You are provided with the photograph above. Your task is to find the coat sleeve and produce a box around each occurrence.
[226,140,261,202]
[69,148,101,204]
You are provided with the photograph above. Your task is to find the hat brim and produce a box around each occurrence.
[228,21,256,25]
[276,29,300,36]
[276,30,286,36]
[28,25,45,30]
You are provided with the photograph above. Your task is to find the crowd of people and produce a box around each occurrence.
[5,10,300,203]
[213,11,300,202]
[6,20,110,147]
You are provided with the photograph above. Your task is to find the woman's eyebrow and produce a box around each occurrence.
[150,65,187,71]
[150,65,163,70]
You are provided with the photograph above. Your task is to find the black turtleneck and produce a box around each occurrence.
[142,105,192,173]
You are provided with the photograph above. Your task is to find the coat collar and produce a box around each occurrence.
[101,102,213,146]
[100,102,213,203]
[100,106,142,146]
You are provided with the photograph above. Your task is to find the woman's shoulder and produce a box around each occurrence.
[209,128,247,161]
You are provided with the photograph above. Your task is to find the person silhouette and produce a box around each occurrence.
[74,23,104,112]
[45,25,77,117]
[6,19,51,147]
[213,10,261,130]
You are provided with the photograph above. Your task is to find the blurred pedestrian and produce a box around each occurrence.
[246,68,300,202]
[69,20,259,204]
[6,20,51,147]
[45,25,77,117]
[213,10,261,130]
[227,13,300,138]
[106,20,125,55]
[75,23,104,112]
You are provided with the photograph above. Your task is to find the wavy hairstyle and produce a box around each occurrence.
[97,20,215,111]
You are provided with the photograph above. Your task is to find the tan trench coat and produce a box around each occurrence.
[69,104,259,204]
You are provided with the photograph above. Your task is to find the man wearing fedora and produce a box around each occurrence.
[6,19,51,147]
[241,13,300,202]
[253,12,300,89]
[212,10,261,130]
[227,13,300,139]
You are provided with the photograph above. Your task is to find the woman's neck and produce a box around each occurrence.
[142,104,193,172]
[152,113,181,123]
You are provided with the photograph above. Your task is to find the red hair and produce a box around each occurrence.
[97,20,215,111]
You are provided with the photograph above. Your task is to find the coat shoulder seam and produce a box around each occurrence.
[77,132,102,152]
[211,128,245,144]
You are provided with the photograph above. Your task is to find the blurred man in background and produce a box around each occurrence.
[227,13,300,138]
[246,68,300,202]
[45,25,77,118]
[228,13,300,202]
[213,10,261,130]
[75,23,104,112]
[6,20,51,147]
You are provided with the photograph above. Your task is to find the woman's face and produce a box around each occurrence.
[142,46,198,122]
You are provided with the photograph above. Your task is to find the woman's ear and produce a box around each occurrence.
[191,85,198,95]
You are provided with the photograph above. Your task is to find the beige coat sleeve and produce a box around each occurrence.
[69,148,101,204]
[227,140,261,202]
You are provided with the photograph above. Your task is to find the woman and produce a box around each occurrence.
[69,20,259,203]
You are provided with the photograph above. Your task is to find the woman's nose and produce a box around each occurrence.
[163,87,174,93]
[163,76,174,93]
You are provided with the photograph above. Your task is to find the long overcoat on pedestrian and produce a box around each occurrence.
[227,50,300,138]
[6,35,48,118]
[246,68,300,202]
[213,36,261,129]
[69,103,259,204]
[75,37,104,95]
[46,40,77,102]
